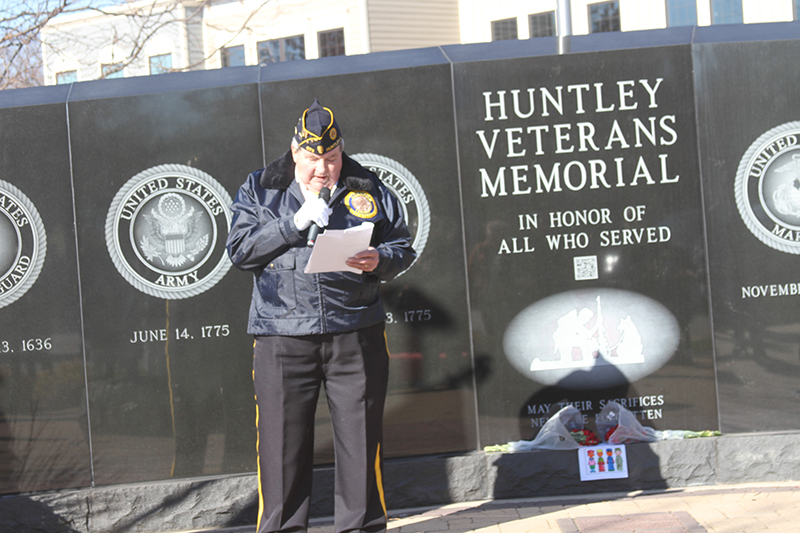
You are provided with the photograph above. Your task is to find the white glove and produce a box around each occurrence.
[293,197,332,231]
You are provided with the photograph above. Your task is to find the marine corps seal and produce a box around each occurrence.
[736,121,800,254]
[351,153,430,274]
[105,164,233,299]
[0,180,46,309]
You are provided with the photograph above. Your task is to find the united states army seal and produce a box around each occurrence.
[351,153,430,274]
[736,122,800,254]
[0,180,46,309]
[105,165,233,299]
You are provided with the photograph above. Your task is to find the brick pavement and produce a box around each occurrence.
[180,482,800,533]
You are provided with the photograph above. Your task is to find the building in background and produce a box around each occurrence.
[41,0,461,85]
[459,0,797,41]
[41,0,800,85]
[42,0,205,85]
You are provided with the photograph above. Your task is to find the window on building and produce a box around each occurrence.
[257,35,305,63]
[221,45,246,67]
[666,0,697,26]
[318,28,345,57]
[149,53,173,75]
[101,63,124,79]
[588,1,620,33]
[711,0,742,24]
[529,11,556,38]
[796,0,800,20]
[491,18,518,41]
[56,70,77,84]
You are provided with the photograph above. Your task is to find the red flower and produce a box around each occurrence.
[570,429,599,446]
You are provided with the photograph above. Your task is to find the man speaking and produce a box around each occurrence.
[226,99,416,533]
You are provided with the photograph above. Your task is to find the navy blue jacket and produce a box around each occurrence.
[226,150,416,336]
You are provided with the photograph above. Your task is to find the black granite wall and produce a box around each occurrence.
[0,22,799,496]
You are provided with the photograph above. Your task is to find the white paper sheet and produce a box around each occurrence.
[304,222,374,274]
[577,444,629,481]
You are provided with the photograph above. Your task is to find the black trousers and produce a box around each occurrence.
[253,322,389,533]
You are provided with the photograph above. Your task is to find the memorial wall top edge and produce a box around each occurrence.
[1,21,799,109]
[61,65,260,103]
[442,22,798,63]
[258,47,451,83]
[0,83,70,110]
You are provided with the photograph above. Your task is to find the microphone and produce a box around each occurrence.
[307,186,331,247]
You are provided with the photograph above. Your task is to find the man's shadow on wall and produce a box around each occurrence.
[496,355,667,499]
[390,356,668,532]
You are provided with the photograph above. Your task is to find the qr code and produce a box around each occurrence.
[573,255,598,281]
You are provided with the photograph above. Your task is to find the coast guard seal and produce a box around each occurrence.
[351,153,430,274]
[105,164,232,299]
[0,180,46,309]
[735,121,800,254]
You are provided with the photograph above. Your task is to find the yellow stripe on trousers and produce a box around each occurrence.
[255,400,264,528]
[376,329,390,516]
[253,341,265,530]
[375,443,387,517]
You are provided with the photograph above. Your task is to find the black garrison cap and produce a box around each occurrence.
[293,99,343,155]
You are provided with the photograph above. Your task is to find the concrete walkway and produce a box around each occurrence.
[180,482,800,533]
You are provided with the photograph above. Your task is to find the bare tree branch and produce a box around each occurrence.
[1,1,113,89]
[1,0,279,90]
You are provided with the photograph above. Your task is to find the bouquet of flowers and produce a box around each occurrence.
[570,428,600,446]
